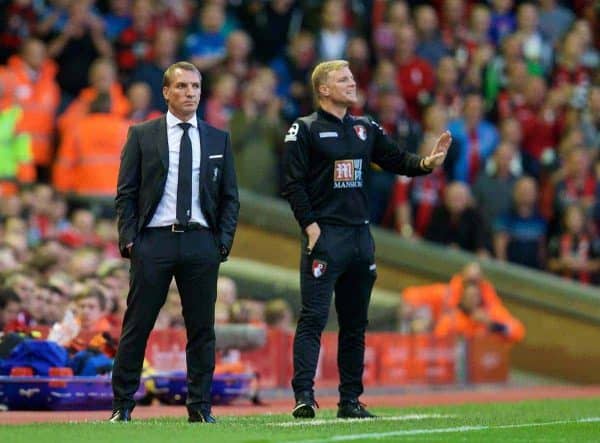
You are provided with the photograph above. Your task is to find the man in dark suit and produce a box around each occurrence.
[110,61,239,423]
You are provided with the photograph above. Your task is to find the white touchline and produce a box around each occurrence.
[289,417,600,443]
[273,414,455,427]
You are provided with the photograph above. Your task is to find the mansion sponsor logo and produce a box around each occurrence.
[333,159,363,189]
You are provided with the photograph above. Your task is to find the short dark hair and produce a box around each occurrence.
[162,61,202,88]
[0,288,21,309]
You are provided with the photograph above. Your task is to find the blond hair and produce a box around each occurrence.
[311,59,349,102]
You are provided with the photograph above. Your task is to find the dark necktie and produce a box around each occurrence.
[177,122,192,224]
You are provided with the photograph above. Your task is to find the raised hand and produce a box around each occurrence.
[423,130,452,169]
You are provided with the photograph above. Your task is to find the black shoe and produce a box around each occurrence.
[109,408,132,422]
[337,400,376,419]
[292,391,318,419]
[188,408,217,423]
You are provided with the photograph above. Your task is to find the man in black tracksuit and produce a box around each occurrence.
[281,60,451,419]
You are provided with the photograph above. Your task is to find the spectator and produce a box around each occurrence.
[270,31,316,122]
[548,204,600,285]
[433,56,463,120]
[0,0,42,63]
[579,85,600,151]
[551,147,597,225]
[425,181,488,256]
[552,31,591,88]
[0,106,36,194]
[448,93,500,184]
[394,25,435,120]
[114,0,157,75]
[316,0,350,62]
[513,3,552,74]
[241,0,302,64]
[57,209,102,249]
[372,0,411,61]
[216,30,255,85]
[203,72,237,130]
[0,288,22,332]
[489,0,516,46]
[130,26,178,113]
[414,5,448,68]
[494,176,547,269]
[102,0,133,41]
[229,74,284,197]
[69,286,112,352]
[183,3,228,72]
[434,281,524,343]
[391,132,446,238]
[538,0,575,46]
[126,82,162,123]
[572,18,599,70]
[48,0,112,100]
[0,39,60,180]
[472,142,519,235]
[264,298,294,331]
[57,58,130,134]
[53,92,129,205]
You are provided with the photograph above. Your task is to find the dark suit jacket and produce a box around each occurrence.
[115,115,239,259]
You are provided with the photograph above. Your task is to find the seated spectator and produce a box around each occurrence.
[400,283,448,333]
[264,298,294,332]
[547,204,600,285]
[493,176,547,269]
[425,181,488,256]
[434,281,525,343]
[68,286,112,352]
[0,288,22,332]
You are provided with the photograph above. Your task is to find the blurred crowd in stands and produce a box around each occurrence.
[0,0,599,344]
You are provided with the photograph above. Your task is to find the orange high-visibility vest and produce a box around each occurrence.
[0,56,60,166]
[53,113,129,196]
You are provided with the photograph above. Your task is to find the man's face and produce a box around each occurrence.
[322,67,357,107]
[163,68,201,119]
[77,297,103,327]
[2,301,21,325]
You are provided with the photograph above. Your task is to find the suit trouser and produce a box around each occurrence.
[112,227,220,412]
[291,224,377,402]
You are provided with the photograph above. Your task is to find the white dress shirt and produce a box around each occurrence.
[147,111,208,227]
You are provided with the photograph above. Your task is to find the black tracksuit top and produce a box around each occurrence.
[282,108,430,229]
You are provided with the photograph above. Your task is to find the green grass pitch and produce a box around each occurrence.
[2,398,600,442]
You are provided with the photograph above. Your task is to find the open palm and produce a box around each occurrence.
[425,131,452,169]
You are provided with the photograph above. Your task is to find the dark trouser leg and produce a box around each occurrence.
[334,228,376,402]
[112,229,175,410]
[175,229,220,412]
[292,229,341,397]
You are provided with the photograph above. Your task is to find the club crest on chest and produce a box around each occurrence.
[353,124,367,141]
[312,259,328,278]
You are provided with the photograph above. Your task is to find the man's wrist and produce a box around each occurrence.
[420,157,433,172]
